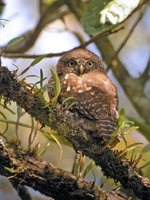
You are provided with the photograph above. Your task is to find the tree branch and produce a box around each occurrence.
[1,1,65,54]
[106,10,145,71]
[0,139,127,200]
[140,56,150,85]
[0,66,150,200]
[64,0,150,124]
[2,27,124,59]
[96,38,150,124]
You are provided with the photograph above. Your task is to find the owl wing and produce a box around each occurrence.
[76,72,118,120]
[76,86,118,142]
[75,86,116,120]
[61,72,118,143]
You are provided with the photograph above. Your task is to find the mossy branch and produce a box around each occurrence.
[0,141,128,200]
[0,66,150,200]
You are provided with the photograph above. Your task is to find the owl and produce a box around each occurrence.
[48,49,118,144]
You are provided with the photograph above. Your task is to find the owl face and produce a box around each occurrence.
[56,49,105,76]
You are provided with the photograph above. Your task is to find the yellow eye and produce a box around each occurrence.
[87,61,94,68]
[68,60,76,67]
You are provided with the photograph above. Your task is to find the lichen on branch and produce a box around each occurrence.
[0,66,150,200]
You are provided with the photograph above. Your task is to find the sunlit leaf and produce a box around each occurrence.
[41,84,48,93]
[38,142,51,156]
[99,0,140,25]
[121,134,128,147]
[51,68,61,104]
[124,126,139,135]
[0,103,15,114]
[4,167,15,173]
[128,118,150,142]
[81,0,113,35]
[35,78,47,86]
[19,66,33,76]
[139,161,150,171]
[62,96,77,109]
[72,154,79,177]
[42,131,63,165]
[23,74,39,79]
[7,36,24,47]
[43,0,57,6]
[83,160,95,178]
[117,108,126,128]
[125,142,143,153]
[17,106,25,118]
[0,111,9,135]
[40,69,44,88]
[141,144,150,155]
[29,55,46,67]
[82,0,139,35]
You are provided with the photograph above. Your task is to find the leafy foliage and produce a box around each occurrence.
[50,68,61,104]
[7,36,24,47]
[81,0,113,35]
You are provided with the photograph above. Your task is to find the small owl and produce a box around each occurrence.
[48,49,118,144]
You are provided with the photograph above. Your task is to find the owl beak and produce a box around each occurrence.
[79,64,84,75]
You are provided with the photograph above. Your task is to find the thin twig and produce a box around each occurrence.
[140,55,150,84]
[106,10,145,71]
[1,1,65,54]
[3,27,124,59]
[0,143,128,200]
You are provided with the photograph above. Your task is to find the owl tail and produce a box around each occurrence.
[95,117,117,144]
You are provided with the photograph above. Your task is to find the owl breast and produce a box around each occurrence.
[60,71,118,120]
[61,73,92,98]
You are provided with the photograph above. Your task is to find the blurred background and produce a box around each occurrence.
[0,0,150,199]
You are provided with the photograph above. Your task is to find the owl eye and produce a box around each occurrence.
[87,61,94,68]
[68,60,76,67]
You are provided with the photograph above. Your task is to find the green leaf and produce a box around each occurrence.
[128,118,150,142]
[42,131,63,165]
[81,0,113,35]
[117,108,126,128]
[126,143,143,152]
[7,36,24,47]
[141,144,150,155]
[38,142,51,156]
[35,77,47,86]
[39,69,44,88]
[4,167,15,173]
[72,155,80,177]
[0,103,15,114]
[124,126,139,135]
[29,55,46,67]
[119,143,143,158]
[19,66,33,76]
[0,111,9,135]
[23,74,39,79]
[43,0,57,5]
[50,68,61,104]
[62,96,77,109]
[82,160,95,178]
[17,106,25,118]
[19,56,45,76]
[139,161,150,170]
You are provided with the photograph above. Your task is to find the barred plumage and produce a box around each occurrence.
[48,49,118,144]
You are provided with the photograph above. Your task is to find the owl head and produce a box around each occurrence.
[56,48,105,76]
